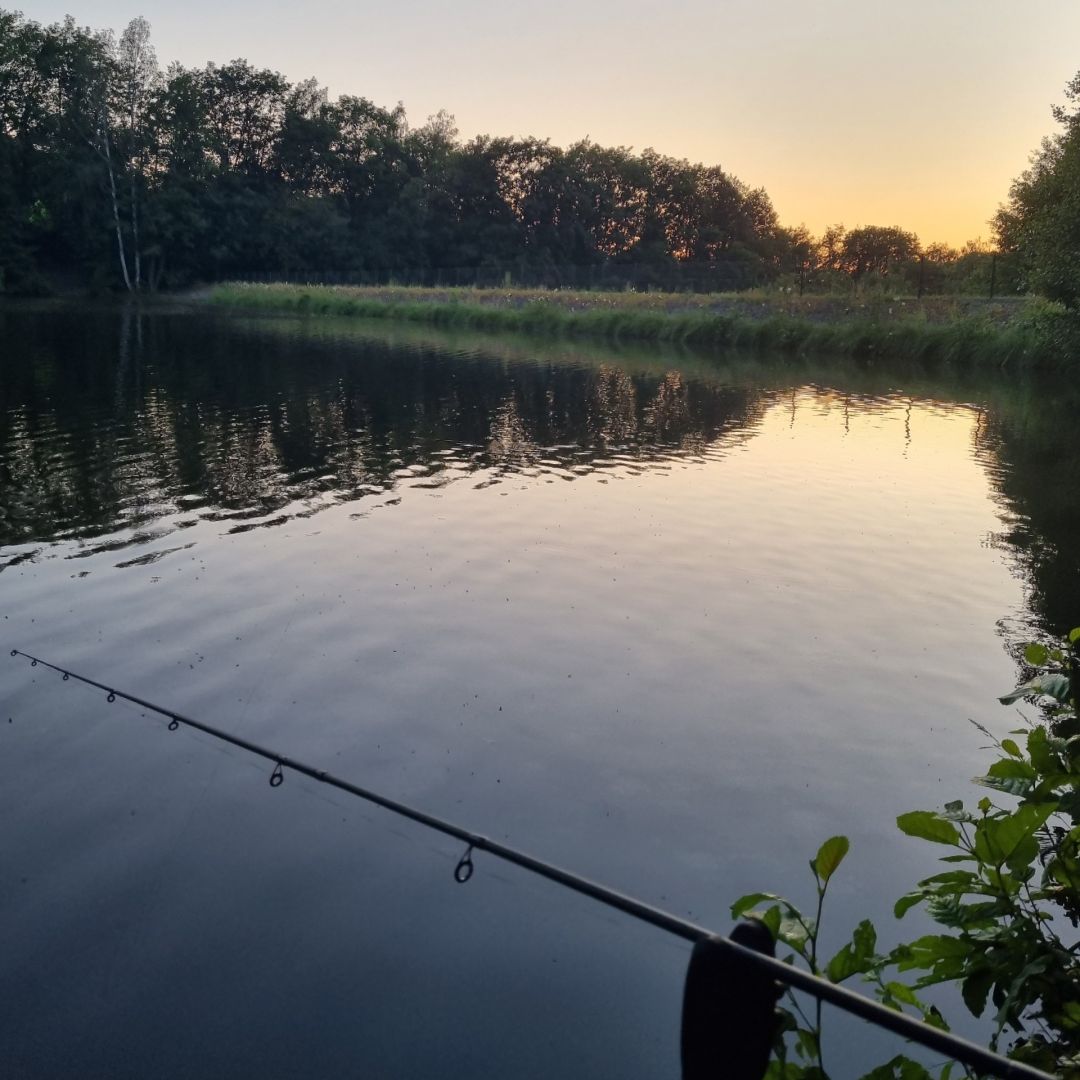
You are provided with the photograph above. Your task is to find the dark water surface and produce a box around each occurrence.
[2,305,1079,1078]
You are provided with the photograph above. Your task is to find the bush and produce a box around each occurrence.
[737,625,1080,1078]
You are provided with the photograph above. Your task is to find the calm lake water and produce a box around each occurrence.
[2,304,1078,1078]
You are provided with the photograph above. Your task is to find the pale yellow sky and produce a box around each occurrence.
[24,0,1080,245]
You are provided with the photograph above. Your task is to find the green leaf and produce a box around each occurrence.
[973,773,1035,797]
[1024,643,1049,666]
[939,801,974,822]
[893,934,973,973]
[1000,673,1072,705]
[992,956,1051,1032]
[794,1027,818,1063]
[962,968,994,1018]
[883,981,922,1007]
[1069,627,1080,644]
[859,1055,933,1080]
[896,811,961,846]
[974,758,1038,796]
[763,1062,795,1080]
[1028,726,1065,775]
[1005,833,1041,875]
[924,1005,949,1031]
[773,1007,798,1036]
[1056,790,1080,822]
[909,933,972,958]
[757,905,781,939]
[925,896,1001,929]
[1041,673,1072,703]
[813,836,850,884]
[972,802,1057,865]
[852,917,877,955]
[987,758,1035,778]
[778,915,812,954]
[730,892,781,919]
[916,870,979,889]
[894,892,924,918]
[1000,737,1022,758]
[999,684,1030,705]
[826,919,878,982]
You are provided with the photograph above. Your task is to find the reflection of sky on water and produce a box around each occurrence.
[1,307,1076,1077]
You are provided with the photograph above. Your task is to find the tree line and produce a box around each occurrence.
[0,10,1057,298]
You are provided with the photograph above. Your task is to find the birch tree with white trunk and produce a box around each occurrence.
[115,16,158,291]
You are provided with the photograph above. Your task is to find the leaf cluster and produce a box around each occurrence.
[731,838,947,1080]
[733,625,1080,1078]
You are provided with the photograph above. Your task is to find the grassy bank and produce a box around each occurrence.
[209,283,1065,368]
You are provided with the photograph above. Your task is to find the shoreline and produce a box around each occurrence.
[207,282,1058,369]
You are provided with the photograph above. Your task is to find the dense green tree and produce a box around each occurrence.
[839,225,920,279]
[772,224,815,273]
[557,141,647,262]
[0,7,999,295]
[995,72,1080,308]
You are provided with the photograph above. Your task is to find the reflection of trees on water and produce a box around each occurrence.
[200,413,286,512]
[486,369,711,470]
[123,391,185,522]
[643,371,702,453]
[589,367,638,447]
[3,411,77,536]
[975,387,1080,640]
[488,397,540,469]
[0,308,768,552]
[4,306,1079,648]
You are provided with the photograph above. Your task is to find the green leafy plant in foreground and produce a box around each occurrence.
[737,625,1080,1079]
[732,836,951,1080]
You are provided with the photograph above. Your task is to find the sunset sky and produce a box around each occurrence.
[22,0,1080,246]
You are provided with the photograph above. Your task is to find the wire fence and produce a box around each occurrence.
[223,255,1022,301]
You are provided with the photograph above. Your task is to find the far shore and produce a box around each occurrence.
[206,282,1064,370]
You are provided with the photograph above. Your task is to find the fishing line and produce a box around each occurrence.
[7,647,1055,1080]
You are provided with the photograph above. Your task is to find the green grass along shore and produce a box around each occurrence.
[209,283,1067,368]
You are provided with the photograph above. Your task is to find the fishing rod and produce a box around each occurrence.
[8,648,1056,1080]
